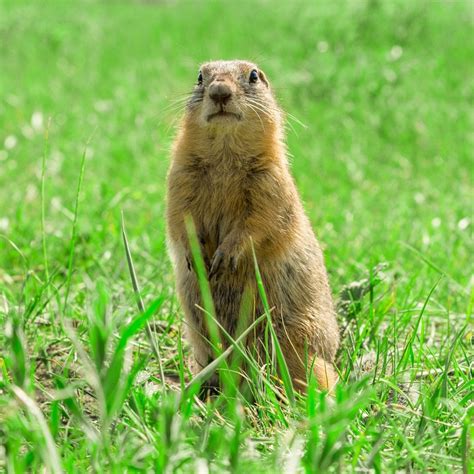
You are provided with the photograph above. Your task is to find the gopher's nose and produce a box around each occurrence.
[209,82,232,105]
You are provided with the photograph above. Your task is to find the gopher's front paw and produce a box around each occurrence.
[185,234,210,273]
[208,247,238,279]
[185,252,211,274]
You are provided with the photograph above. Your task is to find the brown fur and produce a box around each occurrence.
[166,60,339,392]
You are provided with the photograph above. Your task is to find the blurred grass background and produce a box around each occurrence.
[0,0,472,472]
[0,0,472,297]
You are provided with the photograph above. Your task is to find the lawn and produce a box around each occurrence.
[0,0,472,472]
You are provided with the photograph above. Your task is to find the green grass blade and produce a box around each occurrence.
[195,304,291,403]
[182,312,267,395]
[40,118,51,287]
[63,138,89,313]
[397,277,441,371]
[121,211,166,389]
[250,238,295,406]
[12,386,63,474]
[184,215,221,355]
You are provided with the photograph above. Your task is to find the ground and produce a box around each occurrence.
[0,0,472,472]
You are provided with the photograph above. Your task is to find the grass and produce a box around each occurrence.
[0,0,472,471]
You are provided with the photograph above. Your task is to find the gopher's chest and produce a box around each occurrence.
[185,161,251,242]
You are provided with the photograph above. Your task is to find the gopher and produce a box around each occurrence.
[166,60,339,392]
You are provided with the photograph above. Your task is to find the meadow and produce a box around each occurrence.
[0,0,472,472]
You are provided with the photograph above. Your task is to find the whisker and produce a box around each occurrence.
[245,103,265,130]
[162,97,195,112]
[246,97,307,134]
[245,96,279,113]
[162,96,203,116]
[284,118,298,136]
[285,112,307,129]
[245,98,277,123]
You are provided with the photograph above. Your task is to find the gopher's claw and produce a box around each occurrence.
[209,249,224,279]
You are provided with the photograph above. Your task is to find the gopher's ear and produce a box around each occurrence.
[258,70,269,87]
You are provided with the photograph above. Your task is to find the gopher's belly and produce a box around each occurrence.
[174,241,327,344]
[174,250,256,340]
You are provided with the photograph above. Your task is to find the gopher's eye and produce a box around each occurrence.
[249,69,259,83]
[197,71,203,85]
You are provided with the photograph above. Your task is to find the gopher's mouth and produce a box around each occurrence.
[207,111,242,122]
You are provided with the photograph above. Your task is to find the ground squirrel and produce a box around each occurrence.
[166,60,339,392]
